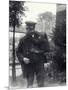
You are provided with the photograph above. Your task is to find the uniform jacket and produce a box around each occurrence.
[16,31,50,64]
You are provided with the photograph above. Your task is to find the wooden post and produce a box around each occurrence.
[12,25,16,81]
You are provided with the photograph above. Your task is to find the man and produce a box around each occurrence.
[16,21,49,88]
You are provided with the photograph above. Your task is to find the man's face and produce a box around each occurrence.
[26,25,35,32]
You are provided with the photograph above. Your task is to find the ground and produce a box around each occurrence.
[9,65,66,89]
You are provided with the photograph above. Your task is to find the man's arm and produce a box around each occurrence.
[16,38,24,63]
[16,38,30,64]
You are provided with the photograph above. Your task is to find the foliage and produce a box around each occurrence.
[53,23,66,48]
[9,1,25,27]
[37,12,56,35]
[52,10,66,72]
[38,12,53,21]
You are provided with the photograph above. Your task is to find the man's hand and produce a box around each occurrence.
[23,57,30,64]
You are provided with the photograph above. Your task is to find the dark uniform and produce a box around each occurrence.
[16,21,49,87]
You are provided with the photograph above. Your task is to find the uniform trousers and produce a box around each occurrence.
[22,61,45,87]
